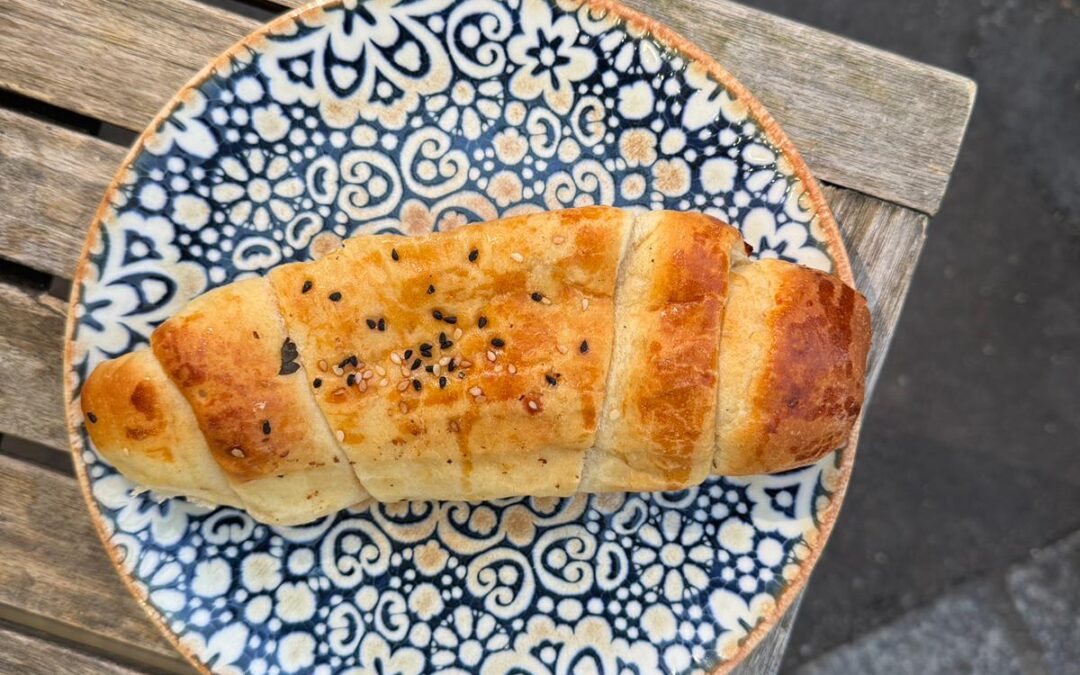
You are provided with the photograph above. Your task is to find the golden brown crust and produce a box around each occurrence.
[80,350,240,506]
[150,276,368,523]
[268,206,631,500]
[713,260,870,475]
[582,211,745,491]
[83,207,869,517]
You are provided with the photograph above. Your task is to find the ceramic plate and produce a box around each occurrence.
[64,0,856,672]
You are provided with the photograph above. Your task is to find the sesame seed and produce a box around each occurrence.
[609,409,621,421]
[449,420,460,432]
[346,373,356,386]
[339,355,358,369]
[313,378,323,388]
[362,370,374,380]
[333,365,344,376]
[420,342,433,352]
[378,378,388,387]
[469,386,483,396]
[398,380,409,392]
[557,345,568,355]
[374,365,386,376]
[494,364,504,373]
[582,298,590,310]
[439,376,448,389]
[580,340,589,353]
[528,400,539,411]
[553,235,565,244]
[399,402,409,413]
[511,252,524,262]
[377,318,386,331]
[425,364,435,373]
[412,379,422,391]
[358,379,368,392]
[87,412,97,424]
[545,374,558,387]
[444,315,458,324]
[459,359,473,369]
[367,319,377,329]
[439,356,451,366]
[329,291,342,302]
[391,248,399,261]
[302,280,313,293]
[317,359,328,372]
[390,353,402,364]
[401,366,411,378]
[541,297,552,306]
[262,420,271,434]
[468,249,479,262]
[230,447,245,458]
[433,364,441,375]
[453,328,463,340]
[336,430,346,442]
[531,292,543,302]
[411,358,422,370]
[487,350,497,362]
[508,364,517,374]
[447,359,457,372]
[433,309,443,321]
[427,284,435,294]
[478,316,488,329]
[491,337,505,348]
[403,349,413,360]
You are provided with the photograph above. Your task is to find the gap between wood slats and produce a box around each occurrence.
[0,0,973,213]
[0,619,155,675]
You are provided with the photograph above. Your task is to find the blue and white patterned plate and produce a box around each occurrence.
[64,1,857,672]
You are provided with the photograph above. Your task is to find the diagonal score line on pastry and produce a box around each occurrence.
[79,206,870,524]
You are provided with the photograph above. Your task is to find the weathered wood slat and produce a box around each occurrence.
[0,108,123,279]
[0,184,925,455]
[0,0,972,213]
[0,623,146,675]
[0,280,67,450]
[0,454,191,673]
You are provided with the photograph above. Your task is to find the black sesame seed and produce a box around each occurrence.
[468,249,479,262]
[440,338,453,349]
[411,358,422,370]
[420,348,433,358]
[444,315,457,324]
[313,378,323,388]
[404,349,413,360]
[580,340,589,353]
[262,420,272,435]
[391,248,399,261]
[425,365,435,373]
[432,309,443,321]
[412,379,422,391]
[347,373,357,386]
[439,376,448,389]
[329,291,342,302]
[545,374,558,387]
[491,337,505,348]
[366,319,377,329]
[427,284,435,294]
[339,355,357,369]
[531,292,543,302]
[420,342,433,352]
[478,316,488,329]
[279,337,300,375]
[448,359,457,372]
[86,412,97,424]
[377,318,386,331]
[302,280,313,294]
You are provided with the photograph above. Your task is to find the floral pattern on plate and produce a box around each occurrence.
[67,0,848,672]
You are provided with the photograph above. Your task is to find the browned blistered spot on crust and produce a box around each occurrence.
[129,381,158,417]
[748,268,870,471]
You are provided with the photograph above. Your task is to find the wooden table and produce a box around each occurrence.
[0,0,975,672]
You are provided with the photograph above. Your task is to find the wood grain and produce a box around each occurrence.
[0,0,973,212]
[0,454,191,673]
[0,623,147,675]
[0,280,67,450]
[0,108,122,278]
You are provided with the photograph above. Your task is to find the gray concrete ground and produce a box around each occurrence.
[735,0,1080,671]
